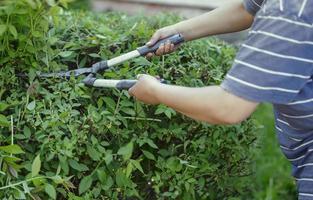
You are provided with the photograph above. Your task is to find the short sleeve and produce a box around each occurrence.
[243,0,265,15]
[221,14,313,104]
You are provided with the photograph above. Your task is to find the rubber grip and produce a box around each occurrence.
[116,80,137,90]
[137,34,184,56]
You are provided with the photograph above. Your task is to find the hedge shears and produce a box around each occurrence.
[33,34,184,90]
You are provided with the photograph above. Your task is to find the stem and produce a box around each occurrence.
[123,116,161,122]
[10,115,13,145]
[0,176,50,190]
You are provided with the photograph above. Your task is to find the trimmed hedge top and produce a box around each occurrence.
[0,1,257,199]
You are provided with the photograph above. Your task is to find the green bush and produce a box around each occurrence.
[0,1,258,199]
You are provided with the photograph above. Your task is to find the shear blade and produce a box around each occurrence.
[37,68,92,78]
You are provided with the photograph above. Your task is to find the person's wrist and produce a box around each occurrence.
[172,22,187,40]
[152,82,165,104]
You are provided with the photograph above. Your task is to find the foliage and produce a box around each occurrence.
[0,1,258,199]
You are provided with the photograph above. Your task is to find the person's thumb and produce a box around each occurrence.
[146,32,161,47]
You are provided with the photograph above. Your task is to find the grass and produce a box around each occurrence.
[252,104,297,199]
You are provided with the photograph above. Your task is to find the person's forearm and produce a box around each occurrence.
[173,1,254,41]
[154,84,257,124]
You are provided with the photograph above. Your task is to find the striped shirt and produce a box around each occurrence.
[221,0,313,199]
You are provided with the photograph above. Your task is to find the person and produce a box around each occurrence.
[128,0,313,199]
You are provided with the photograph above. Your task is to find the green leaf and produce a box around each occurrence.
[32,154,41,177]
[58,51,73,58]
[46,0,56,6]
[97,170,107,183]
[27,101,36,111]
[87,145,101,161]
[8,25,17,38]
[130,160,144,174]
[117,141,133,160]
[0,25,7,36]
[134,57,151,66]
[142,150,156,161]
[79,175,93,195]
[121,108,135,116]
[69,159,89,172]
[0,102,9,112]
[115,170,127,187]
[88,53,100,58]
[0,145,24,154]
[45,184,56,199]
[25,0,37,9]
[0,114,9,127]
[146,139,158,149]
[126,162,133,178]
[23,126,31,138]
[104,153,113,165]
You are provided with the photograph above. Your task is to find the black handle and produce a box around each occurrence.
[137,34,184,56]
[116,80,137,90]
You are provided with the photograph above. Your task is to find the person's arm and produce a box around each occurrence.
[147,1,254,56]
[174,1,254,41]
[128,75,258,125]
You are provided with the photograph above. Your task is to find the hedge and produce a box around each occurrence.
[0,1,258,199]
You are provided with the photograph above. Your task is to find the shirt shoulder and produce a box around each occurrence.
[243,0,265,15]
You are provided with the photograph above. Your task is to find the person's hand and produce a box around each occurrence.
[128,74,162,105]
[146,26,181,59]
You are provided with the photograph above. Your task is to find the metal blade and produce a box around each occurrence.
[36,68,92,78]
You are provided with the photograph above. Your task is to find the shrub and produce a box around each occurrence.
[0,1,258,199]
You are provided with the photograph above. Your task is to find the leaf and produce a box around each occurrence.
[58,51,74,58]
[146,139,158,149]
[23,126,31,138]
[8,165,18,178]
[97,170,107,183]
[0,114,9,127]
[142,150,156,161]
[69,159,89,172]
[27,101,36,111]
[23,182,30,194]
[45,184,56,199]
[126,162,133,178]
[130,160,144,174]
[134,57,151,66]
[0,102,9,112]
[115,170,127,187]
[46,0,56,6]
[0,145,24,154]
[25,0,37,9]
[87,145,101,161]
[32,154,41,177]
[8,25,17,38]
[104,153,113,165]
[79,175,93,195]
[0,25,7,36]
[88,53,100,58]
[121,108,135,116]
[117,141,133,160]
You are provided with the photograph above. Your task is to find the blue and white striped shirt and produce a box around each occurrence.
[221,0,313,199]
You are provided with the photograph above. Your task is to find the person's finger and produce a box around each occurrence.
[164,41,171,54]
[146,31,161,46]
[136,74,144,80]
[128,87,135,96]
[169,44,175,52]
[146,52,155,59]
[155,44,165,56]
